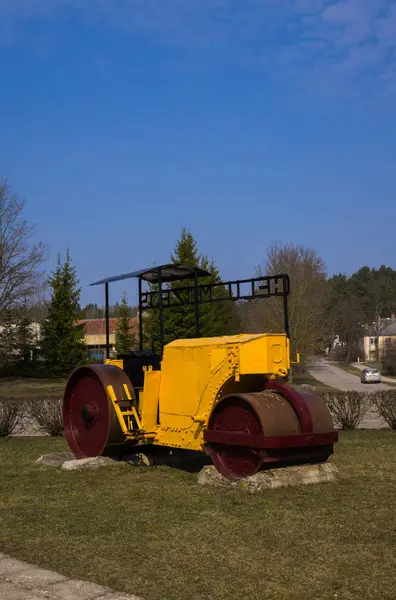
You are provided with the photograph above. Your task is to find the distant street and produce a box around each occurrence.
[307,357,388,429]
[351,362,396,384]
[307,357,391,392]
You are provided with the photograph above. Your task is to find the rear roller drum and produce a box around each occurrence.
[205,386,337,480]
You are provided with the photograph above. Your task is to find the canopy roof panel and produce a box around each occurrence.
[91,263,211,286]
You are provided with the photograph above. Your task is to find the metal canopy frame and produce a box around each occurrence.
[91,264,291,359]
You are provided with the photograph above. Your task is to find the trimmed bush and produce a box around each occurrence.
[372,390,396,429]
[323,391,370,430]
[25,396,63,436]
[0,396,24,437]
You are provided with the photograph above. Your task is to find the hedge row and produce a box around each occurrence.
[0,396,63,437]
[1,390,396,438]
[323,390,396,430]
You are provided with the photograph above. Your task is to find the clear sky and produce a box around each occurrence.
[0,0,395,307]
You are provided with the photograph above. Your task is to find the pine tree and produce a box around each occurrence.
[145,228,239,350]
[41,251,86,376]
[115,292,137,356]
[14,304,34,373]
[199,257,240,336]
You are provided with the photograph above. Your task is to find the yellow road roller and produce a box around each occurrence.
[63,264,337,479]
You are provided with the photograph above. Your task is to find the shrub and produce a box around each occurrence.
[25,396,63,436]
[323,390,370,430]
[372,390,396,429]
[0,396,24,437]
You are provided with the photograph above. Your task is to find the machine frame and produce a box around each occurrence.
[91,263,292,360]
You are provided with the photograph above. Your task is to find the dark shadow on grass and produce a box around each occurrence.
[106,442,213,473]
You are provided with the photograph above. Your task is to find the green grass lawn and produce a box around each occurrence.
[1,432,396,600]
[337,363,363,377]
[0,378,66,397]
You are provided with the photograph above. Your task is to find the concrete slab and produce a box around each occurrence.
[97,595,143,600]
[36,452,74,467]
[61,457,120,471]
[0,558,31,576]
[0,554,144,600]
[49,578,112,599]
[0,581,35,600]
[9,567,67,588]
[198,463,339,492]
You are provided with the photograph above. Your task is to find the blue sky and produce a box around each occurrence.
[0,0,395,306]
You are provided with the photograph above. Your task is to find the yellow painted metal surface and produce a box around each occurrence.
[111,333,290,452]
[106,359,124,370]
[139,369,161,432]
[107,384,130,436]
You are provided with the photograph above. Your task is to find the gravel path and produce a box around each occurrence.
[0,553,141,600]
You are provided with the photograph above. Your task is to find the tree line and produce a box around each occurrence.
[1,178,395,378]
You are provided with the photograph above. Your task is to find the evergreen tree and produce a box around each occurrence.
[14,304,35,371]
[199,257,240,336]
[145,228,239,350]
[79,303,102,319]
[41,251,86,376]
[115,292,137,356]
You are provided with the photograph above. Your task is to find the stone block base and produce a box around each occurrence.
[36,452,153,470]
[197,462,339,492]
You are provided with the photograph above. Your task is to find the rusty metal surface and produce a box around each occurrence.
[206,395,264,478]
[263,380,313,432]
[63,364,136,458]
[239,391,302,436]
[204,430,338,448]
[296,389,335,434]
[205,386,337,479]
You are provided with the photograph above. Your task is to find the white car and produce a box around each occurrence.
[360,368,381,384]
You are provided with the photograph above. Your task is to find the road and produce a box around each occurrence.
[307,357,388,429]
[351,362,396,384]
[308,358,391,392]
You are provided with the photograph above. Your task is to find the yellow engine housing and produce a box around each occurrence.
[107,332,290,451]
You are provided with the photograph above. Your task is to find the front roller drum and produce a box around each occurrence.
[63,364,136,458]
[205,384,338,479]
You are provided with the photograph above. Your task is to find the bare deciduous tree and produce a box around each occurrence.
[0,178,47,314]
[243,242,328,363]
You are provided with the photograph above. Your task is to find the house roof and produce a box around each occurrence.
[380,321,396,336]
[75,318,138,335]
[366,319,396,337]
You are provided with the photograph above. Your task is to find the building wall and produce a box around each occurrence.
[363,335,396,362]
[84,333,116,347]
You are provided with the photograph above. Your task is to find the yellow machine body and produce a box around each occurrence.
[105,332,290,451]
[63,266,337,479]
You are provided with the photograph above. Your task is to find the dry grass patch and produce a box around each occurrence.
[1,433,396,600]
[0,378,66,398]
